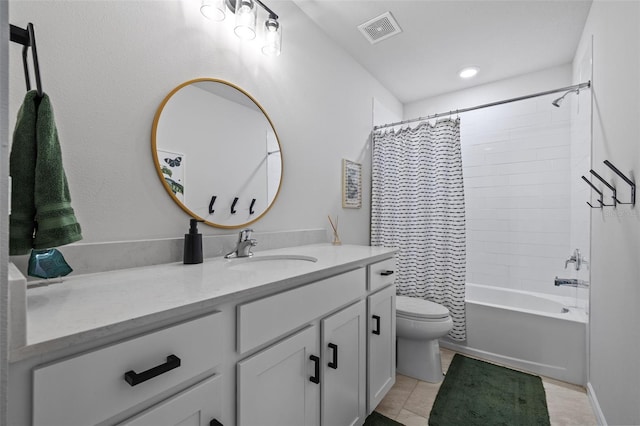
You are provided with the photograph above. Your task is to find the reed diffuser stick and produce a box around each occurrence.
[328,215,341,245]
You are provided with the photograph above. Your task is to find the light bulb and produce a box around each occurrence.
[200,0,226,21]
[234,0,257,40]
[262,17,281,56]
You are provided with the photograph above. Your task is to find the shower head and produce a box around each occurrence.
[552,88,580,108]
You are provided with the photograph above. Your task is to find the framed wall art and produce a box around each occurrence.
[157,149,185,202]
[342,159,362,208]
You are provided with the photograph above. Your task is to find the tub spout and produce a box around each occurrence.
[554,277,589,288]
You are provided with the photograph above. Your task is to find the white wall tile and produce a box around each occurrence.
[460,94,575,296]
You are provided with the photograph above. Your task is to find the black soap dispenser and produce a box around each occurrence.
[184,219,204,264]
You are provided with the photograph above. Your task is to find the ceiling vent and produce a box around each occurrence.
[358,11,402,45]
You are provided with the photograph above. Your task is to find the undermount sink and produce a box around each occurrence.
[226,254,318,271]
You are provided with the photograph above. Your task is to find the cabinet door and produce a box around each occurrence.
[118,374,223,426]
[237,325,320,426]
[367,284,396,413]
[321,300,366,426]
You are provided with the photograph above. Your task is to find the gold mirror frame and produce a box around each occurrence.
[151,78,283,229]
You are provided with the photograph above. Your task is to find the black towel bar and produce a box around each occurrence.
[10,23,43,97]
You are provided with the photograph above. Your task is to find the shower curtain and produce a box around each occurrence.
[371,118,466,340]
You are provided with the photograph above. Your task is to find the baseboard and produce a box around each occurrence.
[587,382,606,425]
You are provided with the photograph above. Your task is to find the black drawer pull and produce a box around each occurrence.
[328,343,338,369]
[210,419,223,426]
[124,354,181,387]
[372,315,381,335]
[380,270,394,276]
[309,355,320,384]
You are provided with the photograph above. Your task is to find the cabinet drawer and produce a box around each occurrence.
[238,268,365,354]
[368,257,397,292]
[33,312,222,426]
[118,374,223,426]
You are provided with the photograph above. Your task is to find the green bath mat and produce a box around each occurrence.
[364,411,404,426]
[429,354,550,426]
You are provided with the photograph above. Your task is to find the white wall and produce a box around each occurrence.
[7,0,402,247]
[405,66,589,300]
[575,1,640,424]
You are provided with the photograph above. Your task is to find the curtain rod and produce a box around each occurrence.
[373,81,591,131]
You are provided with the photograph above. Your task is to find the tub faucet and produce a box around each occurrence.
[554,277,590,288]
[225,228,257,259]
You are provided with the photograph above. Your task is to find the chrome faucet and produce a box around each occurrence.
[225,228,257,259]
[564,248,588,271]
[554,277,590,288]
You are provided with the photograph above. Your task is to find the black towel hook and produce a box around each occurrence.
[10,23,43,98]
[589,169,620,207]
[208,195,217,214]
[582,176,605,209]
[603,160,636,207]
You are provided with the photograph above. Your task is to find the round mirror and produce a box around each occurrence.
[151,78,283,229]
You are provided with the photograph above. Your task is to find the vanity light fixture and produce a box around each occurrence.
[201,0,282,56]
[459,66,479,79]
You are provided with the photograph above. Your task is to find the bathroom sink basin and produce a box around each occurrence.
[226,254,318,271]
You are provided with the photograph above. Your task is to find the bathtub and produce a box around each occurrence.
[440,283,587,385]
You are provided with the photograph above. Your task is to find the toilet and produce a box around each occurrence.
[396,295,453,383]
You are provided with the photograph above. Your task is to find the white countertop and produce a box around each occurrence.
[13,244,396,361]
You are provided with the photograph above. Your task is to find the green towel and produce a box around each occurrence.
[9,91,82,255]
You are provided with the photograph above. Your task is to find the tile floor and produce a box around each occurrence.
[375,348,597,426]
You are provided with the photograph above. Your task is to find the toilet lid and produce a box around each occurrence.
[396,295,450,320]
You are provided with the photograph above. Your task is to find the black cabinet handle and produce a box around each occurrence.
[309,355,320,384]
[210,420,223,426]
[380,270,394,276]
[372,315,381,335]
[124,354,181,387]
[328,343,338,369]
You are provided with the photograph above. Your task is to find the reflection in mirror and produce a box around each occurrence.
[152,78,282,228]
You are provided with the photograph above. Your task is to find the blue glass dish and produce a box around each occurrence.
[28,249,73,279]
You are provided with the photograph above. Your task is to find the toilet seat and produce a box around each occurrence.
[396,295,450,321]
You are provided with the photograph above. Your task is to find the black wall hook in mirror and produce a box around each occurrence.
[582,176,605,208]
[603,160,636,206]
[231,197,239,214]
[209,196,217,214]
[249,198,256,215]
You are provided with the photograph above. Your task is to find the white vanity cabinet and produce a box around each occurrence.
[237,325,320,426]
[12,245,398,426]
[321,300,367,426]
[237,269,369,426]
[367,284,396,412]
[237,301,367,426]
[31,312,225,426]
[367,258,397,412]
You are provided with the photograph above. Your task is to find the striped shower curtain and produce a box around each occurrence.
[371,119,466,340]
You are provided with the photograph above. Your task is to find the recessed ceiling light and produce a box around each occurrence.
[459,67,479,79]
